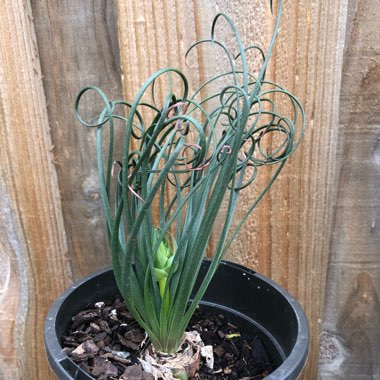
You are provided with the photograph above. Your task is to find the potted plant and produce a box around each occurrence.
[45,1,308,379]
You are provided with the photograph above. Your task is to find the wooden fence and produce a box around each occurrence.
[319,0,380,378]
[0,0,378,379]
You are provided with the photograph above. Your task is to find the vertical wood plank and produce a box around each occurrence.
[197,1,348,378]
[261,2,348,378]
[116,1,347,378]
[116,0,204,228]
[319,127,380,379]
[319,0,380,377]
[31,0,123,278]
[0,1,72,378]
[117,0,202,101]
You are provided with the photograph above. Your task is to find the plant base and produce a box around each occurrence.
[140,331,212,380]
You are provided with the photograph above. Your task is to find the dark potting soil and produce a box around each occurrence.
[62,298,274,379]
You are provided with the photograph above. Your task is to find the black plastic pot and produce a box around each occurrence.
[45,260,309,379]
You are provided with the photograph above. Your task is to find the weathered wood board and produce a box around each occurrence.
[31,0,123,279]
[319,0,380,378]
[219,2,348,378]
[319,126,380,379]
[0,1,72,378]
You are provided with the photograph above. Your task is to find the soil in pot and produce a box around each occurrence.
[62,297,275,379]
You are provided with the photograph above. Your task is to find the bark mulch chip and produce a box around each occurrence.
[62,298,274,379]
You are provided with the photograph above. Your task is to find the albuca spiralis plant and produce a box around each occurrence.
[75,0,305,355]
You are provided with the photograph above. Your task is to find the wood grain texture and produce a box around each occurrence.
[198,2,347,379]
[319,0,380,378]
[117,1,348,378]
[117,0,202,101]
[31,0,123,279]
[319,127,380,379]
[0,1,71,378]
[116,0,206,232]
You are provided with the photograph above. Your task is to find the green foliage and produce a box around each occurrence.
[75,0,305,354]
[152,228,177,301]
